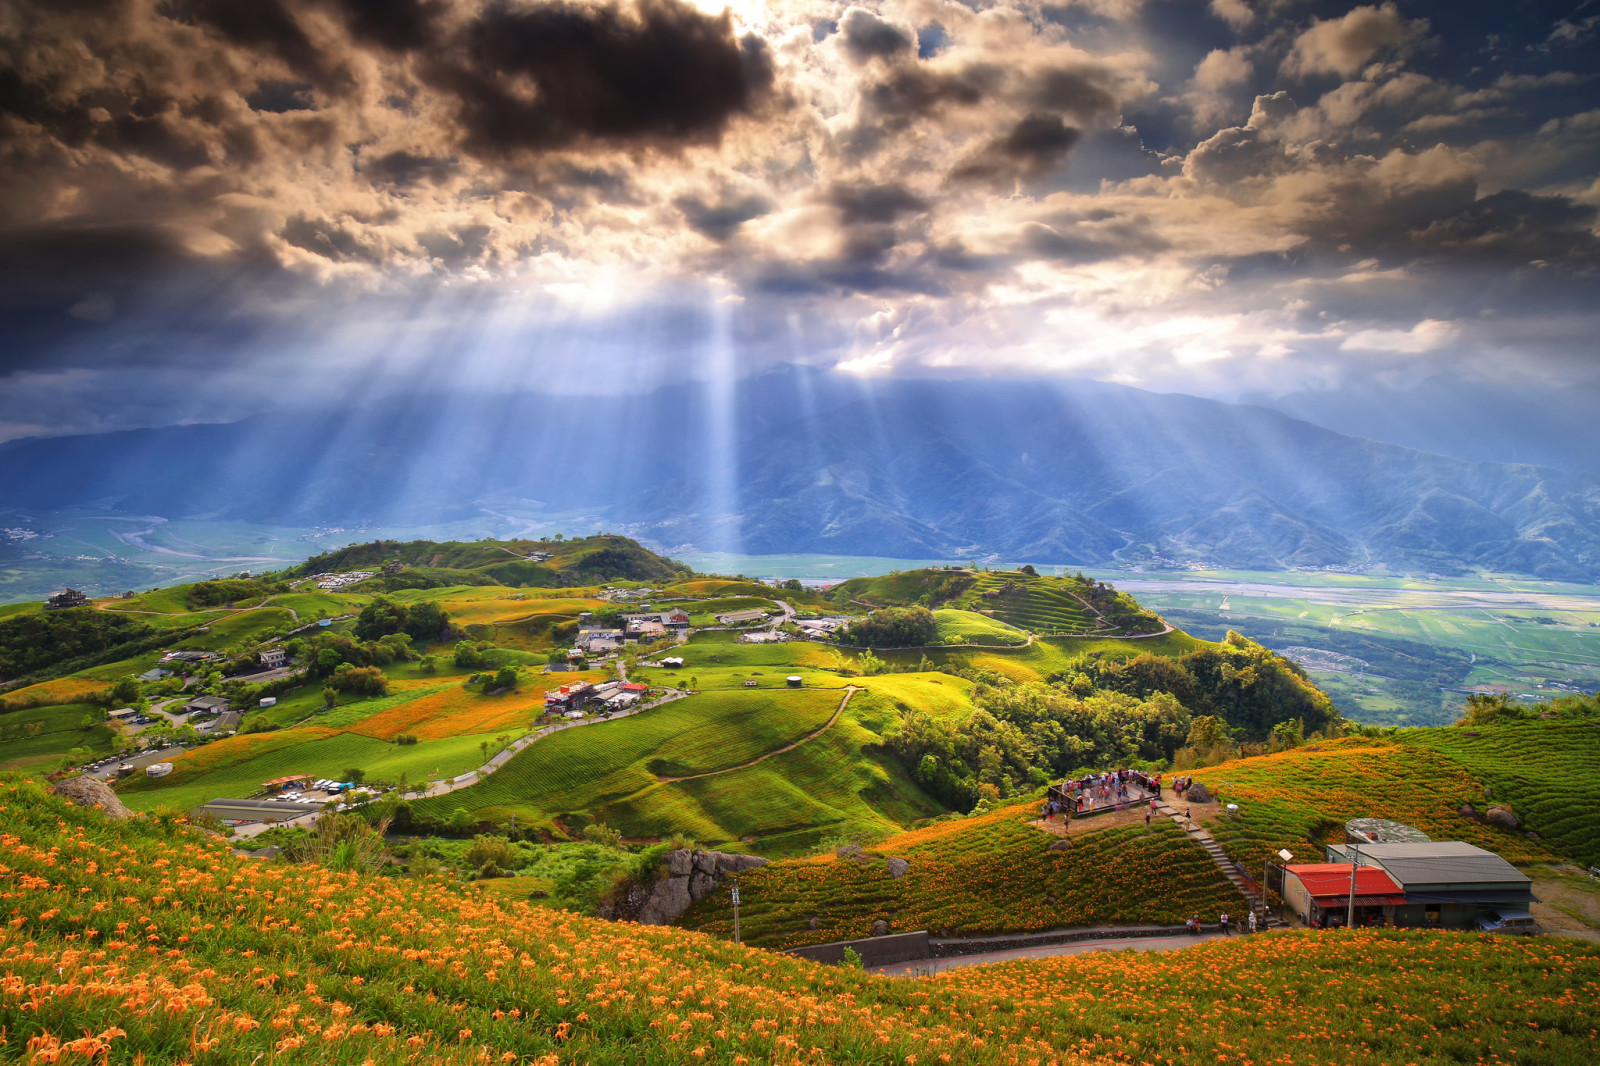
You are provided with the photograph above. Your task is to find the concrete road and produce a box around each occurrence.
[870,931,1232,977]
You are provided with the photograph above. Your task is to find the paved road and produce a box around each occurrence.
[870,931,1231,976]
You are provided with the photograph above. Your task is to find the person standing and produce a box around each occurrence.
[1219,911,1231,936]
[1248,910,1258,934]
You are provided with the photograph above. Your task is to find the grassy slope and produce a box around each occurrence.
[679,802,1240,948]
[1401,717,1600,868]
[0,702,116,770]
[12,781,1594,1066]
[932,608,1028,645]
[1185,737,1557,874]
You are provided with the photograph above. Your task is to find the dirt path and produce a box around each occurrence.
[654,686,857,783]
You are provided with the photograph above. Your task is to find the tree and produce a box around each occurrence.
[492,666,518,692]
[109,675,140,705]
[1018,564,1038,576]
[581,822,621,847]
[322,686,338,709]
[342,767,367,785]
[465,835,516,877]
[1186,715,1229,752]
[783,578,803,592]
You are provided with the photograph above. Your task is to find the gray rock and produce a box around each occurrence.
[807,917,819,930]
[688,870,717,904]
[666,849,693,877]
[1047,839,1071,852]
[836,844,863,859]
[871,919,889,937]
[692,849,717,875]
[1485,806,1520,831]
[638,875,691,925]
[1524,830,1540,840]
[49,775,131,820]
[719,853,769,873]
[1185,782,1214,804]
[886,857,910,879]
[1458,803,1479,820]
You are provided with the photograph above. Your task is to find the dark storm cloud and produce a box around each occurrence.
[177,0,352,92]
[1029,67,1123,125]
[1413,191,1600,268]
[324,0,444,52]
[676,193,773,242]
[951,114,1081,184]
[837,8,914,64]
[433,0,774,154]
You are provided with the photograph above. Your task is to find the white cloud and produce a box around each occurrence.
[1340,319,1460,354]
[1283,3,1422,79]
[1194,47,1253,93]
[1210,0,1255,32]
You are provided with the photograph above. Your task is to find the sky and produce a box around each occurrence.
[1,0,1598,443]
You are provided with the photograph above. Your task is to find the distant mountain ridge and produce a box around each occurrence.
[2,369,1598,580]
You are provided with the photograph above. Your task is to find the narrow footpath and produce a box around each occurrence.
[870,930,1229,977]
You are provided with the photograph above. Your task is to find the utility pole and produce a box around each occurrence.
[731,880,742,944]
[1346,840,1361,930]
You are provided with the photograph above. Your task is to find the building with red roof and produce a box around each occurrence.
[1283,863,1405,928]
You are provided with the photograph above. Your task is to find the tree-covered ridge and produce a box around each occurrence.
[0,608,165,682]
[830,567,1164,636]
[285,534,690,588]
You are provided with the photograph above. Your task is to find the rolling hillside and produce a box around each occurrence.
[3,778,1597,1066]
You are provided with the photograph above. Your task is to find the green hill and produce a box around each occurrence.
[830,567,1164,636]
[286,534,691,589]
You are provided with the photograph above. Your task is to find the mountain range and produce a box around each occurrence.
[2,368,1598,580]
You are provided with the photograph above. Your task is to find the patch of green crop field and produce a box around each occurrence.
[590,690,941,854]
[0,702,115,770]
[932,608,1027,645]
[415,689,847,824]
[118,728,509,812]
[1401,718,1600,868]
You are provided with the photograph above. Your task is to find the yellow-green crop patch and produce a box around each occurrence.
[932,608,1027,645]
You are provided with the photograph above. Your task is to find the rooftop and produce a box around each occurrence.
[1326,842,1531,888]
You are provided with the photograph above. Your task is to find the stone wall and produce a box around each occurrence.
[787,931,931,967]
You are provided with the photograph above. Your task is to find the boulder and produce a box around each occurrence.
[1485,806,1520,831]
[870,919,889,937]
[836,844,863,859]
[807,917,819,930]
[718,853,769,873]
[692,850,717,875]
[1458,803,1479,820]
[1185,782,1214,804]
[1524,830,1540,840]
[1047,839,1072,852]
[49,775,131,820]
[666,849,694,877]
[886,857,910,879]
[638,875,691,926]
[687,870,717,904]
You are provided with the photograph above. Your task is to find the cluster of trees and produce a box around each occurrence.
[354,597,449,643]
[185,578,274,608]
[304,632,417,677]
[889,682,1193,810]
[1052,633,1337,740]
[838,606,938,648]
[328,664,388,697]
[0,610,160,681]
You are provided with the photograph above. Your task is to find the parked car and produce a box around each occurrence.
[1474,910,1538,935]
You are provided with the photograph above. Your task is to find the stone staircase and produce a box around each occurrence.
[1156,800,1282,925]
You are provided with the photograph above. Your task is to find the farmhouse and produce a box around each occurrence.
[626,618,668,641]
[185,695,230,717]
[577,629,622,655]
[545,682,597,712]
[1324,841,1535,929]
[258,646,288,668]
[718,608,770,626]
[624,609,690,631]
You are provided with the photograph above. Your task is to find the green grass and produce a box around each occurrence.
[957,572,1102,633]
[679,806,1239,948]
[116,729,509,812]
[931,608,1027,645]
[1401,717,1600,868]
[0,702,114,770]
[416,688,846,823]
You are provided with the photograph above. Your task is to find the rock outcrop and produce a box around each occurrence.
[886,857,910,879]
[49,775,131,820]
[1485,806,1520,831]
[602,848,769,926]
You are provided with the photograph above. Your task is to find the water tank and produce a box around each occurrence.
[144,762,173,778]
[786,676,803,687]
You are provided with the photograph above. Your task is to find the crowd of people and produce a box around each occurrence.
[1041,767,1165,820]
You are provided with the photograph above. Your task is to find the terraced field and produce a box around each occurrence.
[678,803,1238,948]
[1402,718,1600,868]
[960,573,1101,633]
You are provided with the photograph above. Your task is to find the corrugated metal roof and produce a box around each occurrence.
[1286,863,1404,898]
[1327,842,1530,887]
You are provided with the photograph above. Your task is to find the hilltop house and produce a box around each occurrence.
[1282,863,1407,928]
[626,618,668,641]
[259,646,288,668]
[545,682,598,713]
[624,609,690,631]
[46,588,90,610]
